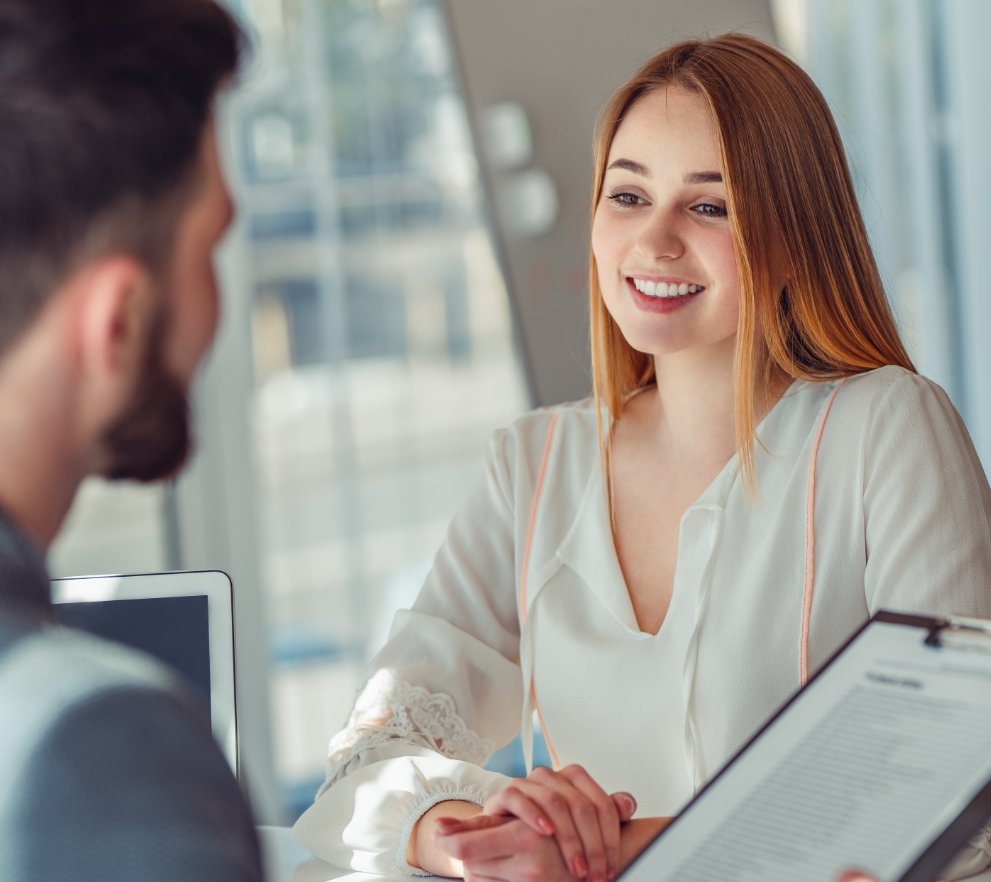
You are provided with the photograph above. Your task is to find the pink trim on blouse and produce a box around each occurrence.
[519,413,560,766]
[801,381,848,685]
[519,413,559,622]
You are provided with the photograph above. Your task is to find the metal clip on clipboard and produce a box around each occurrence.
[924,614,991,652]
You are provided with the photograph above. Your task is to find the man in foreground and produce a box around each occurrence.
[0,0,263,878]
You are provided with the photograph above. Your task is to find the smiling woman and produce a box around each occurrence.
[587,36,916,495]
[293,33,991,882]
[592,87,741,369]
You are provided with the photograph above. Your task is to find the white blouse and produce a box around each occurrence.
[293,366,991,878]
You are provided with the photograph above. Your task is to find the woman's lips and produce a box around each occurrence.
[626,277,704,313]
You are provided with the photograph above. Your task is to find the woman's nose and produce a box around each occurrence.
[635,211,684,261]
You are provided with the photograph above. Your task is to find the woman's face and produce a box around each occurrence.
[591,86,740,365]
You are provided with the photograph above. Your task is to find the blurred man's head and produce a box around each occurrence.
[0,0,243,481]
[101,127,235,481]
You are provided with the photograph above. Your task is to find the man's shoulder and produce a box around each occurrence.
[0,618,214,780]
[0,617,261,881]
[1,615,184,717]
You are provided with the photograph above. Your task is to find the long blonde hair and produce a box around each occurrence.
[589,33,914,491]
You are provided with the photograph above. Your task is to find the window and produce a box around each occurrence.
[774,0,991,468]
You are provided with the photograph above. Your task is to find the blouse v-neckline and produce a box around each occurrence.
[555,380,804,638]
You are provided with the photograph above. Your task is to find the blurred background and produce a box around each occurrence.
[48,0,991,824]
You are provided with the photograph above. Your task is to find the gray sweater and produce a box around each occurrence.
[0,509,262,881]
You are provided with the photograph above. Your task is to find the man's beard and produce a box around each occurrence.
[101,320,194,483]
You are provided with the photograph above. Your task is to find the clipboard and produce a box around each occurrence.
[622,610,991,882]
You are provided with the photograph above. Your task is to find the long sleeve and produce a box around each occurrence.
[860,371,991,619]
[293,427,528,876]
[857,371,991,879]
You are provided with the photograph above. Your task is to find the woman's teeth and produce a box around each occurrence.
[632,278,703,298]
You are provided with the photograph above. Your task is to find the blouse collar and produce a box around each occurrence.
[549,379,815,631]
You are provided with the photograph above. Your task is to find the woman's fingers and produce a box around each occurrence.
[520,765,611,881]
[435,814,512,835]
[483,782,556,836]
[611,791,637,822]
[552,765,623,881]
[437,814,530,862]
[480,766,636,882]
[437,817,574,882]
[487,775,589,877]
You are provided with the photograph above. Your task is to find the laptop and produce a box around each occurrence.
[50,570,238,775]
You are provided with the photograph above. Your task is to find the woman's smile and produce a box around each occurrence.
[626,276,705,313]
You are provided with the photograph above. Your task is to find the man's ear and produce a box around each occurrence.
[74,255,157,382]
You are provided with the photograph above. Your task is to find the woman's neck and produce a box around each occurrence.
[646,347,737,458]
[638,347,790,461]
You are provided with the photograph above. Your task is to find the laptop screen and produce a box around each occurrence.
[56,594,212,707]
[50,571,238,774]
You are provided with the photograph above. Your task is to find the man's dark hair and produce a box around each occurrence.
[0,0,245,352]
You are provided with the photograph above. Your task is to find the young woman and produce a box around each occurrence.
[294,34,991,882]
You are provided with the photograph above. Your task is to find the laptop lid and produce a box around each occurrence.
[50,569,238,775]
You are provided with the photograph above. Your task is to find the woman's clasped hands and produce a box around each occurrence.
[435,764,638,882]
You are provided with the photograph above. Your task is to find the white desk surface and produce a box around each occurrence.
[258,825,991,882]
[259,825,345,882]
[258,825,442,882]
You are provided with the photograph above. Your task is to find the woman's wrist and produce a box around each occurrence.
[407,800,482,876]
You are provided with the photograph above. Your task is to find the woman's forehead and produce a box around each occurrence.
[607,86,722,169]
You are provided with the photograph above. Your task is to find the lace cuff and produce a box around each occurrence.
[323,671,494,790]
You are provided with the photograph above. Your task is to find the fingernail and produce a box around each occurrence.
[616,792,637,816]
[434,817,460,833]
[537,816,554,835]
[572,854,588,878]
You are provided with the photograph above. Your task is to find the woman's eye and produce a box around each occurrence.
[606,191,647,207]
[692,201,728,218]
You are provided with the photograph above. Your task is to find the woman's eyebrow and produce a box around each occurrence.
[685,171,723,184]
[605,160,723,186]
[607,158,650,176]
